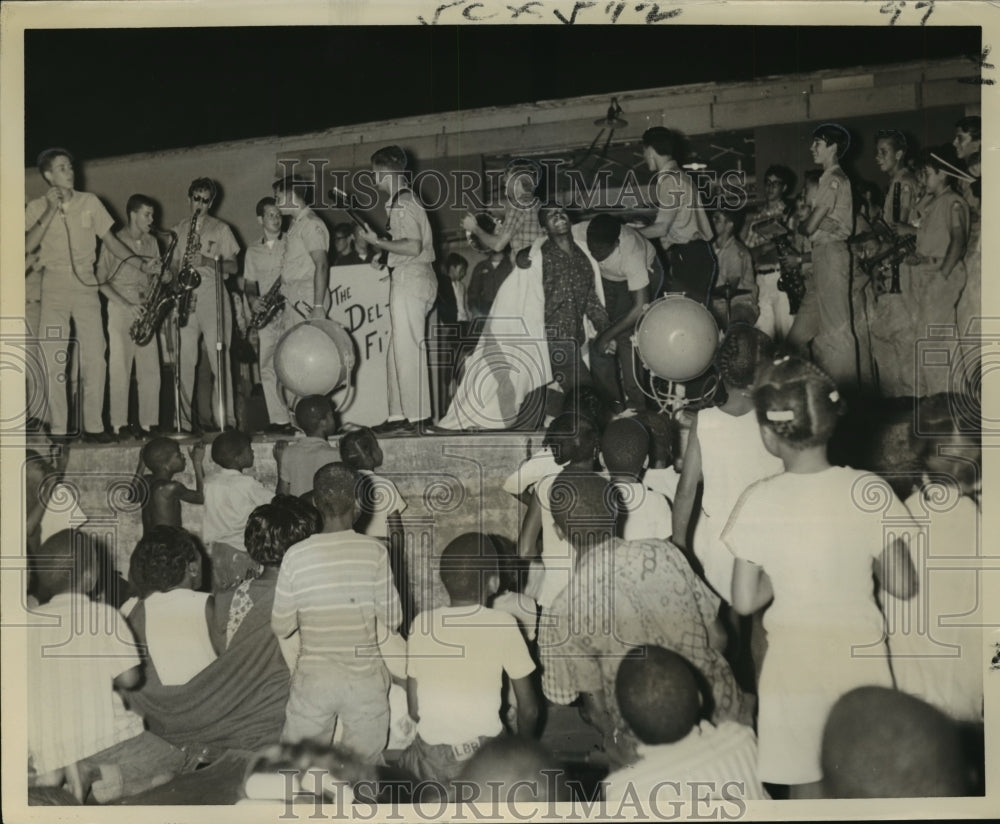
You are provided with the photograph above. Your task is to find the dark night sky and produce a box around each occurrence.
[25,25,980,164]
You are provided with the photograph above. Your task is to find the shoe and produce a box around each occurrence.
[200,423,221,433]
[118,426,133,441]
[265,423,296,436]
[131,424,151,439]
[82,430,115,444]
[413,418,440,435]
[372,419,409,434]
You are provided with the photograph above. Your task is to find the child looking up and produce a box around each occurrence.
[401,533,538,787]
[600,417,671,541]
[139,438,205,533]
[272,463,402,764]
[604,646,765,804]
[275,395,340,496]
[517,412,601,610]
[339,426,411,630]
[723,356,918,798]
[673,324,781,598]
[203,431,273,590]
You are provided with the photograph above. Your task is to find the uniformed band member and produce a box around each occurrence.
[171,177,240,432]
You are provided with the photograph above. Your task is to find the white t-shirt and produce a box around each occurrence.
[358,470,407,540]
[886,488,983,721]
[613,480,672,541]
[202,468,274,552]
[695,407,783,599]
[143,589,218,686]
[406,605,535,745]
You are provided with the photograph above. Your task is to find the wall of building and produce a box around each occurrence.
[25,57,979,254]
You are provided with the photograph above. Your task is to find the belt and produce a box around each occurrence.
[755,265,782,276]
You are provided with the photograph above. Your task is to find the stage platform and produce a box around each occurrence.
[32,429,546,616]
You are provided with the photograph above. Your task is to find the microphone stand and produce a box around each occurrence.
[214,255,228,431]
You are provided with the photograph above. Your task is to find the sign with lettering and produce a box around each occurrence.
[327,264,391,425]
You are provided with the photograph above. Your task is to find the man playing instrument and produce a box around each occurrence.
[355,146,437,434]
[97,194,164,440]
[241,196,294,435]
[867,129,920,397]
[25,148,162,442]
[171,177,240,433]
[272,175,331,324]
[742,165,796,341]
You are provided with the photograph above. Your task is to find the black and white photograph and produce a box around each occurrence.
[2,0,997,820]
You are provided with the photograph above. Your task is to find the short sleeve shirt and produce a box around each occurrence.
[244,235,287,293]
[170,214,240,284]
[26,191,114,286]
[283,209,330,287]
[97,228,160,305]
[28,594,145,773]
[406,605,535,744]
[651,170,713,248]
[883,169,919,224]
[386,190,435,269]
[810,166,853,245]
[573,222,653,290]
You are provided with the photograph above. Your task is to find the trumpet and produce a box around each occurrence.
[129,231,179,345]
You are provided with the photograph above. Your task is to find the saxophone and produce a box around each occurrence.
[176,210,203,327]
[129,231,179,345]
[249,276,286,329]
[771,230,807,315]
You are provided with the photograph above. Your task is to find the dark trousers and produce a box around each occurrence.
[666,239,717,304]
[590,278,647,410]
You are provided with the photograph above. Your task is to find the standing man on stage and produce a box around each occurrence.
[97,194,163,440]
[25,148,162,442]
[638,127,716,304]
[242,196,293,434]
[742,165,796,341]
[461,158,544,262]
[272,175,330,325]
[355,146,437,434]
[171,177,240,433]
[787,124,856,386]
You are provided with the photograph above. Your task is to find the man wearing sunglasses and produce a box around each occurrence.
[170,177,240,433]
